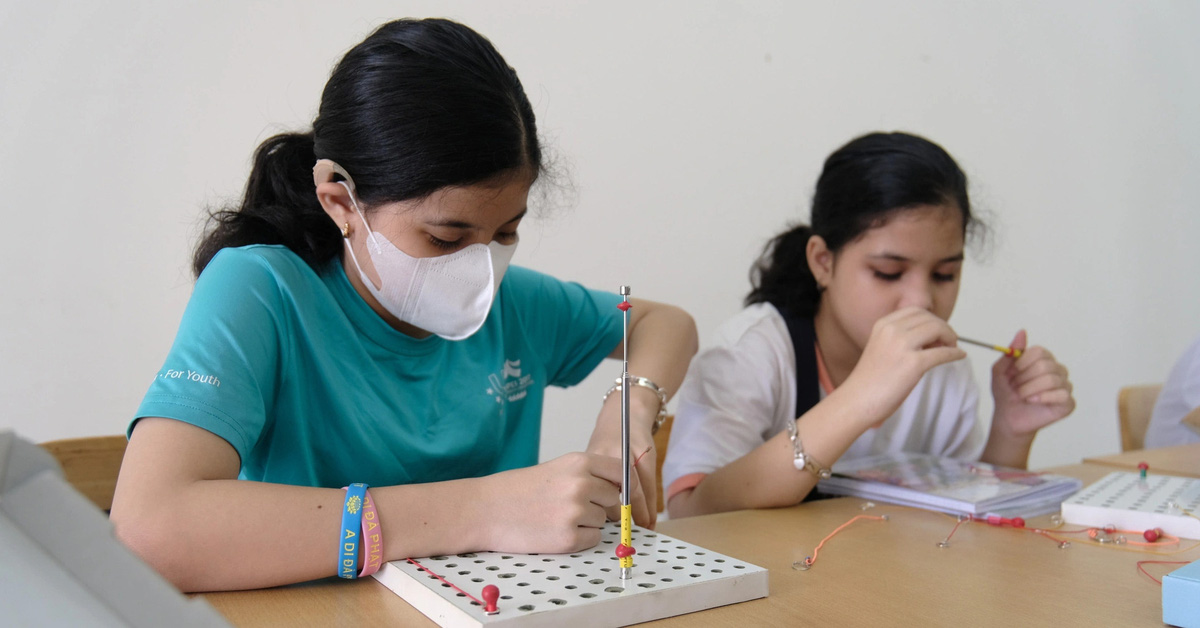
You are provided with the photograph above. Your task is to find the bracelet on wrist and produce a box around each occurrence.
[784,419,831,479]
[358,489,383,578]
[603,376,668,434]
[339,483,368,579]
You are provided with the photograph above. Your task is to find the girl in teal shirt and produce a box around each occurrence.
[112,18,697,592]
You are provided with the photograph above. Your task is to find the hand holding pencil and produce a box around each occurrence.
[985,329,1076,437]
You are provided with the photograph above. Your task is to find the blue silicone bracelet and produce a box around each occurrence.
[339,483,368,579]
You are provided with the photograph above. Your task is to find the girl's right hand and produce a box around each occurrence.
[840,307,966,428]
[477,452,628,554]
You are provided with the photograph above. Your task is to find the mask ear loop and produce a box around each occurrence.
[336,181,383,254]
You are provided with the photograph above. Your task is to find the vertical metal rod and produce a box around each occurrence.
[619,285,632,581]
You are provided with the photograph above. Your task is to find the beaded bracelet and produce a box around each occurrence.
[358,489,383,578]
[339,483,368,579]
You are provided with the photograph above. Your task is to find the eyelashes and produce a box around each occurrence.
[872,271,957,282]
[428,231,519,251]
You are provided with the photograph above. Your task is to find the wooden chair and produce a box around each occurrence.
[1118,385,1162,451]
[653,414,674,514]
[38,435,127,513]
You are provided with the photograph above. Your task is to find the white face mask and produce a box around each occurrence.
[337,180,517,340]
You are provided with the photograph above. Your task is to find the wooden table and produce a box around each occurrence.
[1083,442,1200,478]
[203,462,1195,627]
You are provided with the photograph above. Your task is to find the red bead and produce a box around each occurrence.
[1144,528,1162,543]
[615,543,635,558]
[617,302,632,311]
[481,584,500,612]
[1137,462,1149,471]
[1011,517,1025,528]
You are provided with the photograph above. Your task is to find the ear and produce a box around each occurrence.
[806,235,834,288]
[315,181,359,234]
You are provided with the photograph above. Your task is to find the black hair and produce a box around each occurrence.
[192,18,541,276]
[746,131,979,318]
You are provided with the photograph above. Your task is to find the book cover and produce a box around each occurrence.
[816,452,1083,517]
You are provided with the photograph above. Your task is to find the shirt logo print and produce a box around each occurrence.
[487,358,534,404]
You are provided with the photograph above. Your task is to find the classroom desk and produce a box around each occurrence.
[202,461,1196,627]
[1083,442,1200,479]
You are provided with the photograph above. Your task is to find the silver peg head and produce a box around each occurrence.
[619,286,631,296]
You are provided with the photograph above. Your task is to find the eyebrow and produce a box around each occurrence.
[869,252,965,264]
[427,208,528,230]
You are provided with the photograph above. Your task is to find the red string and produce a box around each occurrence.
[801,514,887,567]
[942,515,1183,551]
[1136,560,1190,585]
[940,516,969,544]
[406,558,487,607]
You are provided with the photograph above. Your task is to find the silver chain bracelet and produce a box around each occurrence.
[784,417,831,479]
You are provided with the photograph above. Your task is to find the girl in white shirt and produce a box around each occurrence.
[664,132,1076,518]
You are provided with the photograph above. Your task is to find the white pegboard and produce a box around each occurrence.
[1061,471,1200,540]
[373,521,768,628]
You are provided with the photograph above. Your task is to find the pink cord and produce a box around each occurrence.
[406,558,487,607]
[801,515,887,567]
[1136,560,1190,585]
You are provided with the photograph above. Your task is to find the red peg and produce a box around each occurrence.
[615,543,635,558]
[481,584,499,614]
[1144,528,1163,543]
[617,302,632,311]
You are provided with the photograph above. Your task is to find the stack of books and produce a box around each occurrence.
[816,452,1083,518]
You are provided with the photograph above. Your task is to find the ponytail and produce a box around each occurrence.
[191,18,542,278]
[745,224,820,318]
[192,132,340,276]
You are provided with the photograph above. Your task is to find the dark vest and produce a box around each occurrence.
[768,301,832,502]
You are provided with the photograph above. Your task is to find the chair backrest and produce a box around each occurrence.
[1118,385,1163,451]
[653,414,674,514]
[38,435,127,513]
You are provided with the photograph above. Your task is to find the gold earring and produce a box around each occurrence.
[341,223,351,238]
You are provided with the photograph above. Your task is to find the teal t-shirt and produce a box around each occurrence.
[133,245,623,489]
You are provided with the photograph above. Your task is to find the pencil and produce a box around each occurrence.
[958,336,1022,359]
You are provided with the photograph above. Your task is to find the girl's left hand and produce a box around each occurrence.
[990,329,1076,435]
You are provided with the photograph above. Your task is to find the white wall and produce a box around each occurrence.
[2,1,1197,470]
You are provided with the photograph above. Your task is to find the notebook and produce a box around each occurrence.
[816,452,1083,518]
